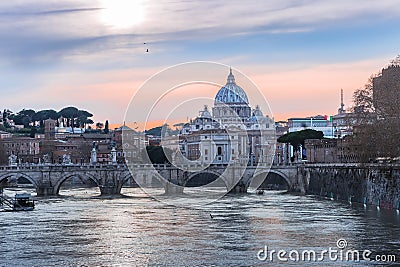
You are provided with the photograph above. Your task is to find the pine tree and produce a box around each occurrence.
[104,120,109,134]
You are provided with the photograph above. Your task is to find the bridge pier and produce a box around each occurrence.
[99,185,122,196]
[228,182,248,193]
[164,183,184,194]
[36,185,56,196]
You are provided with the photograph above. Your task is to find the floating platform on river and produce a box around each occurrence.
[0,191,35,212]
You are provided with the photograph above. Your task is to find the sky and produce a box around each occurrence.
[1,0,400,128]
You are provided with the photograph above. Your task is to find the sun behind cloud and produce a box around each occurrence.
[99,0,146,29]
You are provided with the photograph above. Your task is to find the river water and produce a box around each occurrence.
[1,187,399,267]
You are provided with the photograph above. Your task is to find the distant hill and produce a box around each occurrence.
[145,124,180,136]
[145,126,163,136]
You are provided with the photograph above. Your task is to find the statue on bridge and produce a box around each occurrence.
[42,153,51,164]
[8,154,17,166]
[91,142,97,164]
[62,154,72,165]
[110,146,117,164]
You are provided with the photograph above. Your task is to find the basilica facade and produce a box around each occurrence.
[178,69,275,166]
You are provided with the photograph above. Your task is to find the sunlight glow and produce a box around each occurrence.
[99,0,146,29]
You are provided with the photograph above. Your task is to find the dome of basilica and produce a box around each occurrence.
[215,68,249,104]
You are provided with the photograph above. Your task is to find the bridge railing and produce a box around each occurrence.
[0,162,268,171]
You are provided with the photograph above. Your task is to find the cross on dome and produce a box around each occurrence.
[227,67,235,84]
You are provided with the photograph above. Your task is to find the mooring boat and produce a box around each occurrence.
[0,192,35,212]
[256,190,265,195]
[13,193,35,211]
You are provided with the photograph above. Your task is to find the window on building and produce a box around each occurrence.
[232,149,235,154]
[204,149,208,155]
[217,147,222,155]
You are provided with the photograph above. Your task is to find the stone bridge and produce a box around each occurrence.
[0,163,304,196]
[2,163,396,209]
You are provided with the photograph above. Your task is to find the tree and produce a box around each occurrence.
[85,119,94,128]
[352,75,376,114]
[351,55,400,161]
[59,106,80,128]
[76,115,88,128]
[33,109,59,128]
[58,107,93,132]
[76,110,93,128]
[96,122,104,130]
[13,109,36,127]
[2,109,13,127]
[389,54,400,67]
[104,120,109,134]
[277,129,324,151]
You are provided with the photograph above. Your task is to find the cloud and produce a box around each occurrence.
[1,0,399,124]
[0,0,399,69]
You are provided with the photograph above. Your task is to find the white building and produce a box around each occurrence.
[288,116,334,138]
[178,69,275,165]
[0,130,12,139]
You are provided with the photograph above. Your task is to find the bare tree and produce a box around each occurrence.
[389,54,400,67]
[352,75,376,114]
[351,55,400,161]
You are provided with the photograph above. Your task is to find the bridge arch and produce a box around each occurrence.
[54,173,100,195]
[184,170,230,191]
[254,170,291,191]
[0,172,38,189]
[120,171,137,187]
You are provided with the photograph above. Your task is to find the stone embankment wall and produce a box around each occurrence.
[305,164,400,210]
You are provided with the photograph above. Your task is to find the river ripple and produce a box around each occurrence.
[1,188,399,266]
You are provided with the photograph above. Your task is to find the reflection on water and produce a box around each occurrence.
[1,187,399,266]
